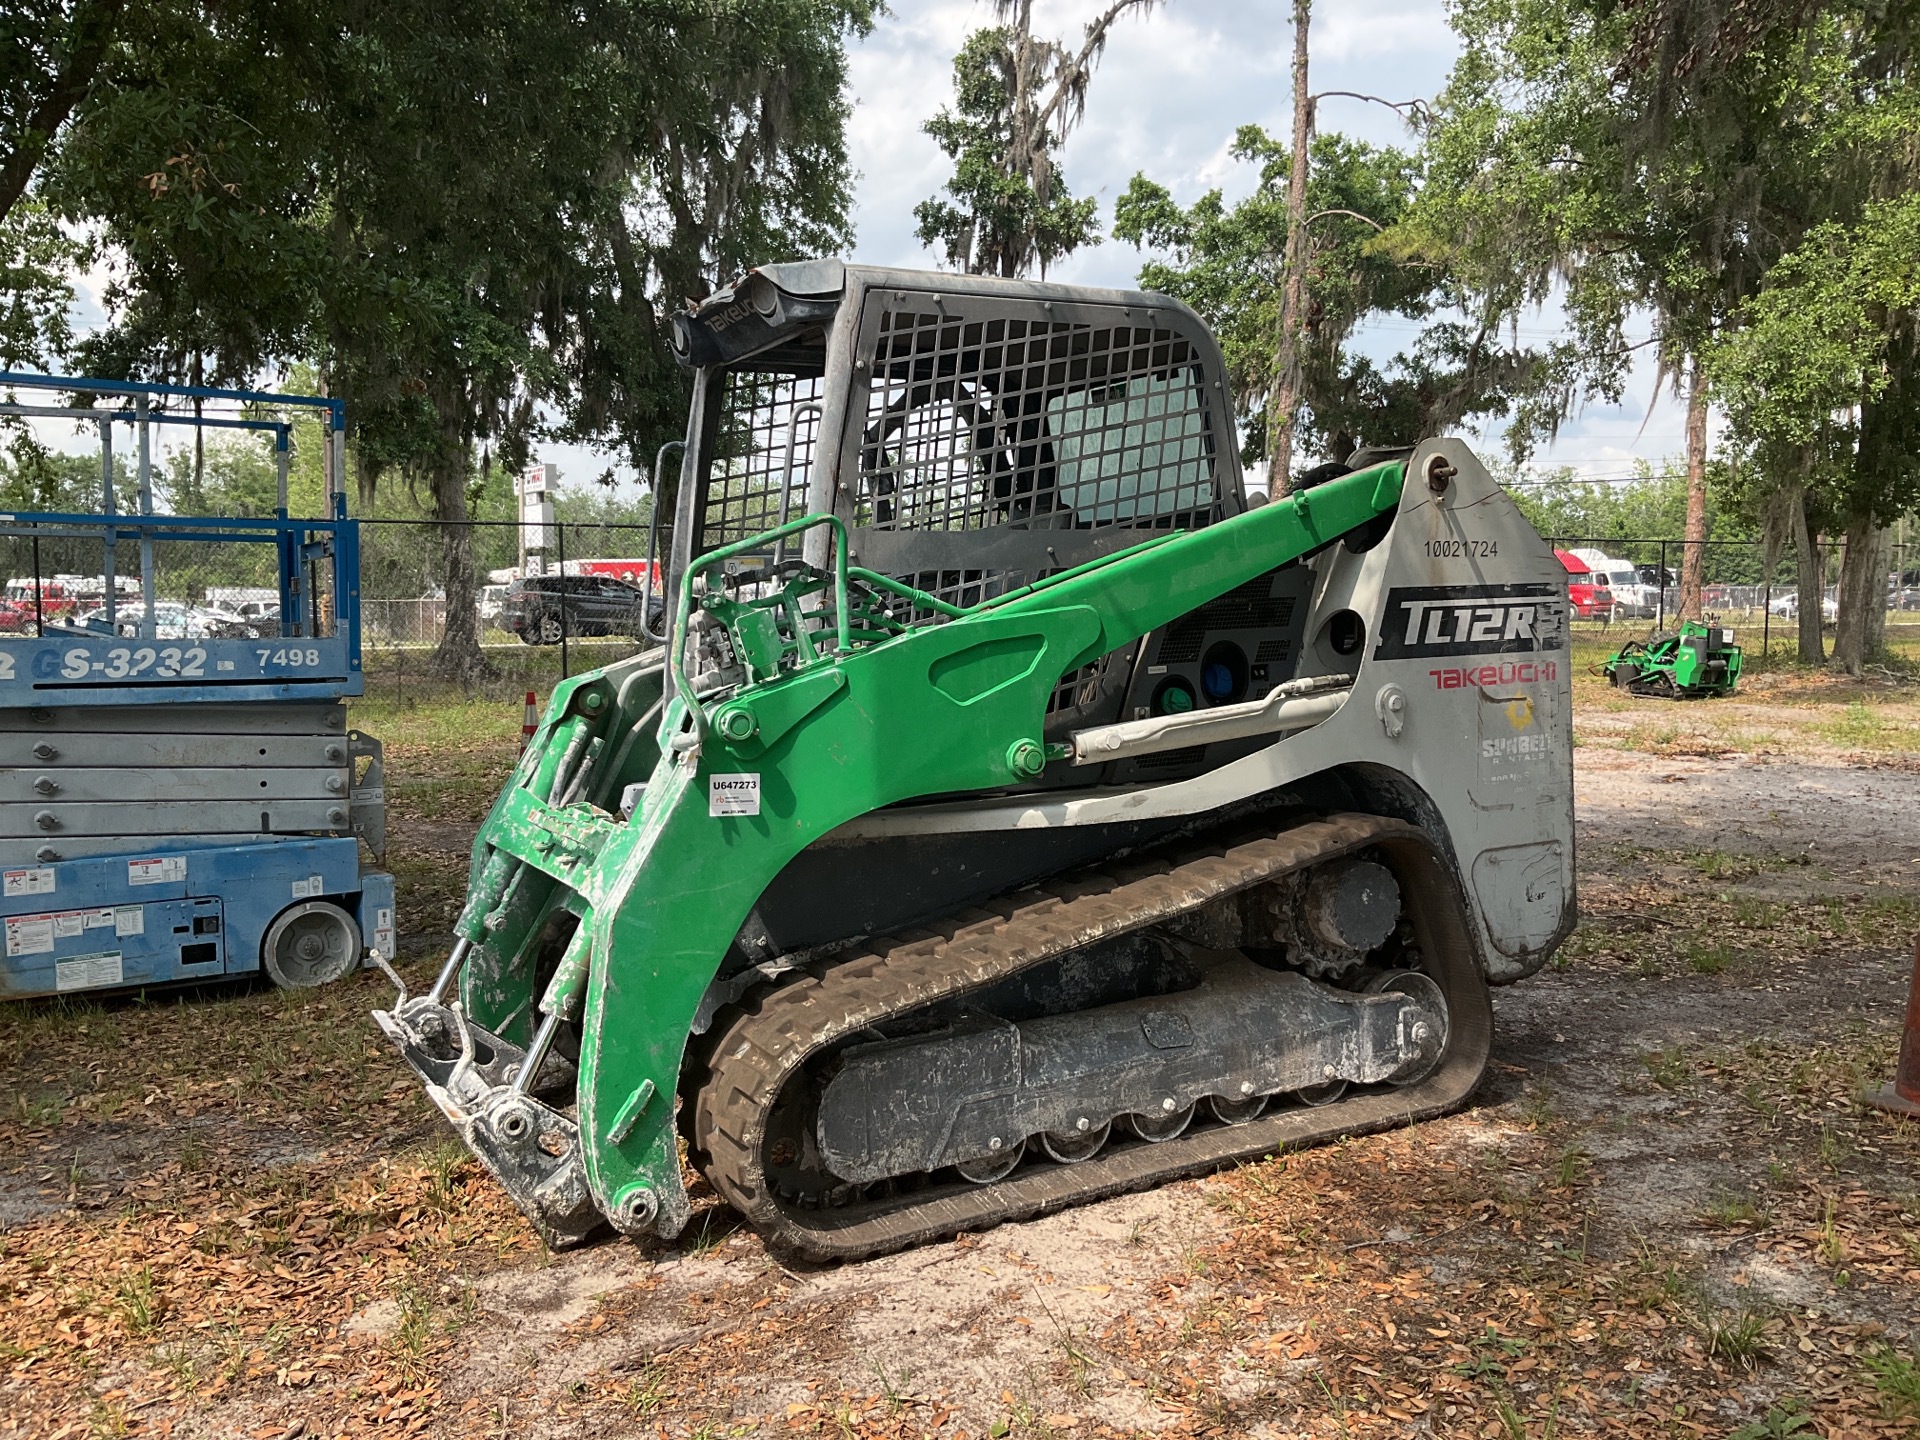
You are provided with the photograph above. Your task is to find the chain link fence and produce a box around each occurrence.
[9,513,1918,705]
[356,517,662,702]
[1545,535,1920,659]
[0,516,341,641]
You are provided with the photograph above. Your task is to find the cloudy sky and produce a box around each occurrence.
[44,0,1701,495]
[838,0,1701,491]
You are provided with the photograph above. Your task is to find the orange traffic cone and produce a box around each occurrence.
[1867,935,1920,1119]
[521,690,538,752]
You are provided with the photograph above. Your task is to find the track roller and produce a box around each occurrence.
[1040,1122,1111,1163]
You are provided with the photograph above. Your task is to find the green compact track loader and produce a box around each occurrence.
[374,262,1575,1261]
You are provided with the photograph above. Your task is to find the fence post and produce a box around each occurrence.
[557,519,569,680]
[1762,570,1771,660]
[1657,541,1666,630]
[30,534,43,637]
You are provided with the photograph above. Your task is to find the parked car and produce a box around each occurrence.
[498,574,663,645]
[1555,550,1613,620]
[0,596,38,632]
[1767,591,1839,622]
[197,604,270,638]
[62,601,261,640]
[4,577,76,620]
[227,598,282,629]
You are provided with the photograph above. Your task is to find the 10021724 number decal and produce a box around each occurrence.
[1425,538,1497,558]
[60,645,207,680]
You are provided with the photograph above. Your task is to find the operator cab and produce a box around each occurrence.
[665,261,1328,781]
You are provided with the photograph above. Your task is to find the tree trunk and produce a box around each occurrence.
[192,351,204,510]
[1830,516,1889,675]
[431,435,489,680]
[1265,0,1312,497]
[1677,357,1708,621]
[1790,486,1824,665]
[1006,0,1034,278]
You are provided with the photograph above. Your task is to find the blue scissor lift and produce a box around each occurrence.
[1,374,393,998]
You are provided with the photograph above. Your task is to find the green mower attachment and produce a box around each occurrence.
[1604,620,1742,698]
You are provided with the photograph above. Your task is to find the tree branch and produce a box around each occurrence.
[0,0,126,223]
[1034,0,1159,137]
[1309,90,1426,122]
[1305,207,1385,231]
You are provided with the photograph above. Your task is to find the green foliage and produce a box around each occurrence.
[0,200,75,366]
[1865,1342,1920,1420]
[1407,0,1906,455]
[37,0,874,669]
[0,433,126,511]
[1116,124,1550,468]
[0,0,121,220]
[550,484,653,532]
[1505,461,1765,579]
[1711,193,1920,528]
[160,435,280,518]
[915,24,1102,278]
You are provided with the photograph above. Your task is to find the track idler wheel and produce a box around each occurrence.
[1364,967,1450,1085]
[1295,1076,1349,1106]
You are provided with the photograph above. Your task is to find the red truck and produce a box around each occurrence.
[1555,550,1613,621]
[564,558,659,592]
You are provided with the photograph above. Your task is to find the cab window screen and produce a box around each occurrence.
[698,369,825,554]
[860,313,1220,536]
[1047,369,1211,525]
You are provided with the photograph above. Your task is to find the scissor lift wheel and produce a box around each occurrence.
[263,901,362,989]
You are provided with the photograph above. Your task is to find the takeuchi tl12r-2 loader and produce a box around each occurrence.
[374,262,1575,1261]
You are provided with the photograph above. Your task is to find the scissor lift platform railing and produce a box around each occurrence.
[0,374,392,999]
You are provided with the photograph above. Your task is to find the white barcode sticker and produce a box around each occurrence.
[56,950,122,992]
[113,906,144,938]
[290,874,326,900]
[127,856,187,887]
[708,773,761,818]
[2,867,54,898]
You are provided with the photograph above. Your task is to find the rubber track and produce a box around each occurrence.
[692,812,1494,1262]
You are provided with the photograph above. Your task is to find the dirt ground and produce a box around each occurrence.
[4,664,1918,1440]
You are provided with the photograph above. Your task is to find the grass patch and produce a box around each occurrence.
[1642,1046,1692,1091]
[1697,1299,1773,1368]
[1701,1186,1768,1229]
[1730,1401,1815,1439]
[1816,700,1920,752]
[1684,936,1740,974]
[1864,1343,1920,1419]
